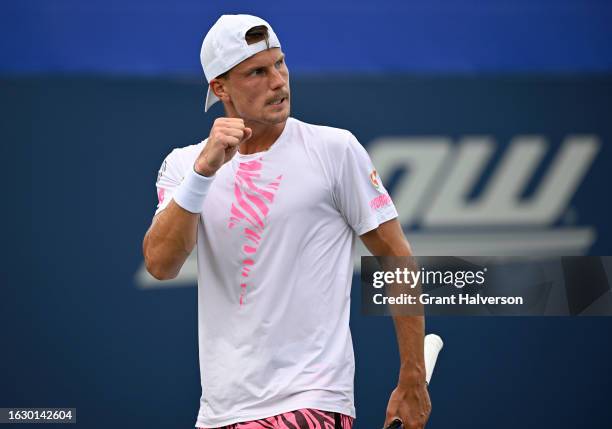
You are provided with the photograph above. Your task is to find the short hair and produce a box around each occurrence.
[244,25,270,47]
[217,25,270,79]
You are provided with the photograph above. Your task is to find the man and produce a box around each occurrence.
[143,14,431,429]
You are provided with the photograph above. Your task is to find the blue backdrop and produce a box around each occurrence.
[2,1,612,428]
[3,74,612,428]
[2,0,612,74]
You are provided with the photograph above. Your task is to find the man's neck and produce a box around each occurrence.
[238,119,287,155]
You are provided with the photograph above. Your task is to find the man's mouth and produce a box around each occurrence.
[268,97,287,106]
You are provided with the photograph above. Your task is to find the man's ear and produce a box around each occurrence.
[210,79,230,103]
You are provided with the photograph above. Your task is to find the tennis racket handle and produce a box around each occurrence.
[424,334,443,385]
[384,419,403,429]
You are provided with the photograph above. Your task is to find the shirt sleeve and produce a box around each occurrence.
[333,132,398,235]
[154,149,184,216]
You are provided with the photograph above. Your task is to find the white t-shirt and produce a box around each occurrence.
[154,117,398,428]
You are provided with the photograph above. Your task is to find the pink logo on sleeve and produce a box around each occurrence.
[369,193,392,210]
[227,158,283,306]
[157,187,165,205]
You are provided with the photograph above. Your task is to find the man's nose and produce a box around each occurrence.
[268,67,286,90]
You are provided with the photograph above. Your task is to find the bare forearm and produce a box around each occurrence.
[391,249,425,386]
[389,253,426,386]
[393,315,426,386]
[143,199,199,280]
[386,312,430,429]
[361,219,426,385]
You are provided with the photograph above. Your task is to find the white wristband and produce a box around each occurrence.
[172,167,215,214]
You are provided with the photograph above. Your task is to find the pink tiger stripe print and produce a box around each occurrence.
[237,170,276,202]
[245,192,271,216]
[245,228,261,241]
[301,409,328,429]
[198,409,353,429]
[234,184,265,228]
[278,410,301,429]
[227,158,283,305]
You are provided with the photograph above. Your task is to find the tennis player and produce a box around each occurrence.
[143,14,431,429]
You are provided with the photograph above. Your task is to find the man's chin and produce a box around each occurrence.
[264,107,290,124]
[242,105,290,126]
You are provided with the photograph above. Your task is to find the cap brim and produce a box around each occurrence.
[205,86,219,112]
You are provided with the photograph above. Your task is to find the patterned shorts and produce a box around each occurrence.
[198,408,354,429]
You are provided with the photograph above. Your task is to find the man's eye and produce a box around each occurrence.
[275,59,284,68]
[250,69,263,76]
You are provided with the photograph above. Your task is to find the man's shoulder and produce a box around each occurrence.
[290,118,356,155]
[291,117,352,141]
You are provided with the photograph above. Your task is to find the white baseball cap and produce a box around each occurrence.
[200,14,282,112]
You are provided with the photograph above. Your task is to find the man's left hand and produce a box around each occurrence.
[384,380,431,429]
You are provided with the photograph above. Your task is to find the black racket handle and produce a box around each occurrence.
[383,419,403,429]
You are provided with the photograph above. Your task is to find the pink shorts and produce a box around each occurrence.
[199,408,354,429]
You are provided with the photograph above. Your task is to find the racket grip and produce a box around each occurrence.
[384,419,403,429]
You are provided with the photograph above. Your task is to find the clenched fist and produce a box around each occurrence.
[195,118,252,176]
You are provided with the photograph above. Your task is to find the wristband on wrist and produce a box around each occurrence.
[172,167,215,213]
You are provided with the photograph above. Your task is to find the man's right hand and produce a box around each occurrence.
[195,118,252,177]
